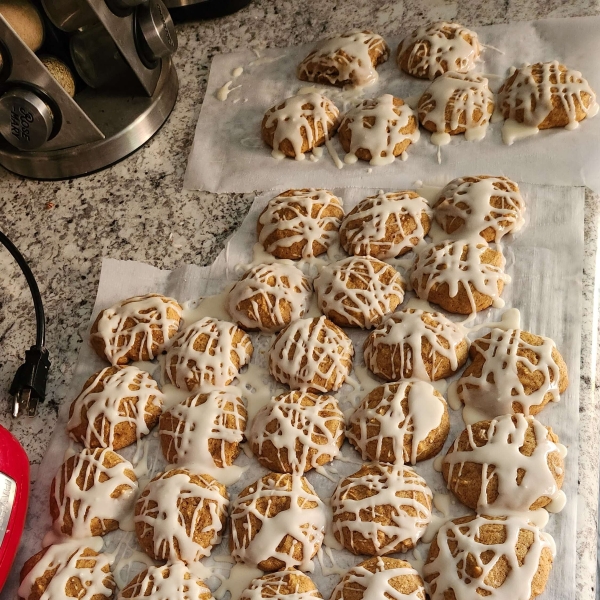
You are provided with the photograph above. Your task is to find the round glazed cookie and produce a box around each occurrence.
[262,92,339,159]
[348,380,450,465]
[249,391,345,474]
[159,389,247,469]
[340,191,431,258]
[331,463,432,556]
[418,72,494,140]
[443,414,565,512]
[90,294,182,365]
[410,240,508,314]
[118,563,213,600]
[434,175,526,242]
[135,468,228,564]
[227,263,312,332]
[298,30,389,88]
[240,569,323,600]
[338,94,420,165]
[269,316,354,393]
[50,448,137,538]
[67,365,164,450]
[424,515,554,600]
[230,472,326,572]
[165,317,253,391]
[363,308,469,382]
[457,328,569,420]
[19,543,116,600]
[257,189,344,260]
[497,61,598,130]
[331,557,426,600]
[313,256,405,329]
[396,21,481,80]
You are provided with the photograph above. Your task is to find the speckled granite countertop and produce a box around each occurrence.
[0,0,598,598]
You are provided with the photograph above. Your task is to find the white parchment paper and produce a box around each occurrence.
[184,15,600,194]
[6,183,584,600]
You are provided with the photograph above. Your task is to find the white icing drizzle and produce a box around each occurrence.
[314,256,405,329]
[269,316,354,393]
[332,464,432,555]
[215,563,264,600]
[458,328,562,420]
[67,366,164,449]
[340,191,431,258]
[18,541,115,600]
[298,30,389,88]
[444,414,563,512]
[340,94,420,165]
[230,473,326,571]
[498,61,598,144]
[258,189,344,259]
[249,391,344,474]
[228,263,312,332]
[240,569,322,600]
[434,176,525,242]
[397,22,481,80]
[418,72,493,141]
[423,515,555,599]
[363,308,467,381]
[92,294,182,365]
[134,469,228,563]
[165,317,253,391]
[51,448,137,538]
[348,380,447,465]
[264,93,339,160]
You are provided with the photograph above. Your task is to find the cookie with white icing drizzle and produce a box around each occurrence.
[159,389,247,469]
[19,542,116,600]
[410,240,508,315]
[118,563,213,600]
[165,317,253,391]
[396,22,481,80]
[269,316,354,393]
[229,472,326,572]
[135,468,228,564]
[434,175,526,242]
[348,380,450,465]
[257,189,344,260]
[67,365,164,450]
[239,568,323,600]
[90,294,182,365]
[340,191,431,259]
[297,30,389,88]
[338,95,420,165]
[331,557,426,600]
[262,93,339,160]
[424,515,554,600]
[442,414,565,512]
[418,72,494,142]
[457,328,569,420]
[497,61,598,135]
[50,448,137,539]
[228,263,313,332]
[313,256,405,329]
[249,390,344,474]
[363,308,468,382]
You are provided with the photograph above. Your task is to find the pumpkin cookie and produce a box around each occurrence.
[240,569,323,600]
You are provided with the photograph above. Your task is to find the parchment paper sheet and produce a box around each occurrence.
[184,15,600,195]
[6,184,584,600]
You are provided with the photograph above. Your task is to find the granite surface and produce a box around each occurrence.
[0,0,598,598]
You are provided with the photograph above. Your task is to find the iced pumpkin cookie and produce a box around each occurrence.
[90,294,182,365]
[262,92,339,159]
[313,256,405,329]
[257,189,344,259]
[298,30,389,88]
[240,569,323,600]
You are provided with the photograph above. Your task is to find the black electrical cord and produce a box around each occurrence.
[0,230,50,417]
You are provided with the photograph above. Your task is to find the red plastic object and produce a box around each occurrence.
[0,424,29,591]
